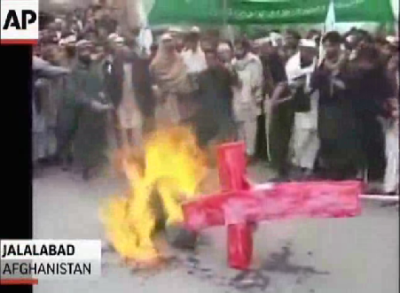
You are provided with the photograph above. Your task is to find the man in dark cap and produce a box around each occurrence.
[57,40,113,180]
[283,29,301,62]
[350,45,394,189]
[311,31,357,180]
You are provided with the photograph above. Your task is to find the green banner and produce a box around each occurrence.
[334,0,394,22]
[148,0,224,25]
[226,0,329,24]
[148,0,394,25]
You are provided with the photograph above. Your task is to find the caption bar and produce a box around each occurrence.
[0,240,102,284]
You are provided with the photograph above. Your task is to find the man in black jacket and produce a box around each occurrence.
[103,38,156,146]
[103,41,124,148]
[130,48,156,134]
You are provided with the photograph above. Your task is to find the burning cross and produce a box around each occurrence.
[182,142,362,270]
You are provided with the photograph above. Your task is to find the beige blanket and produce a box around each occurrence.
[150,45,193,95]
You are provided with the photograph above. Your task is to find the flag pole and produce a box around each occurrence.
[223,0,228,26]
[222,0,234,44]
[319,0,336,65]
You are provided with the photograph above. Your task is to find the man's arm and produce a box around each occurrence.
[225,65,239,87]
[33,57,70,78]
[379,72,397,118]
[64,73,91,108]
[270,82,292,106]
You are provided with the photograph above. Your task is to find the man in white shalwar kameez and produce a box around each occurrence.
[181,27,207,75]
[232,39,263,160]
[285,39,319,177]
[383,54,399,194]
[118,46,143,148]
[383,114,399,194]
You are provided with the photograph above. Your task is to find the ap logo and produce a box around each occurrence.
[1,0,39,45]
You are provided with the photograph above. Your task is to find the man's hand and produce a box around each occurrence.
[331,77,346,90]
[388,55,399,73]
[98,92,106,100]
[91,100,114,112]
[271,96,293,108]
[251,86,260,96]
[153,86,166,103]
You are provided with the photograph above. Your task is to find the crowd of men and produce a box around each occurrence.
[33,4,399,194]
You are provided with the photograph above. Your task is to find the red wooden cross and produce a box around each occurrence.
[182,142,362,270]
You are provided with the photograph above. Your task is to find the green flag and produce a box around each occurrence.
[226,0,329,24]
[148,0,224,25]
[334,0,394,22]
[148,0,394,25]
[148,0,330,25]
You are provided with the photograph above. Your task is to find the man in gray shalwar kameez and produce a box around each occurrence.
[32,56,69,175]
[58,40,113,180]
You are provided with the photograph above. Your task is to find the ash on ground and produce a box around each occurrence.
[262,245,329,275]
[102,241,329,292]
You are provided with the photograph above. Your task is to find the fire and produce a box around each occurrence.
[100,126,209,265]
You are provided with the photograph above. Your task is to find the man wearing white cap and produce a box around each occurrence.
[181,28,207,75]
[179,29,206,121]
[150,33,194,125]
[58,39,113,179]
[167,27,184,52]
[285,38,319,178]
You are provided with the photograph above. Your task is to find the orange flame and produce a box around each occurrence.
[100,126,209,263]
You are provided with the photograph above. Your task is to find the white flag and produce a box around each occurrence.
[325,0,336,32]
[319,0,336,65]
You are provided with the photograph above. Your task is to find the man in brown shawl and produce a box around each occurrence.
[149,33,195,126]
